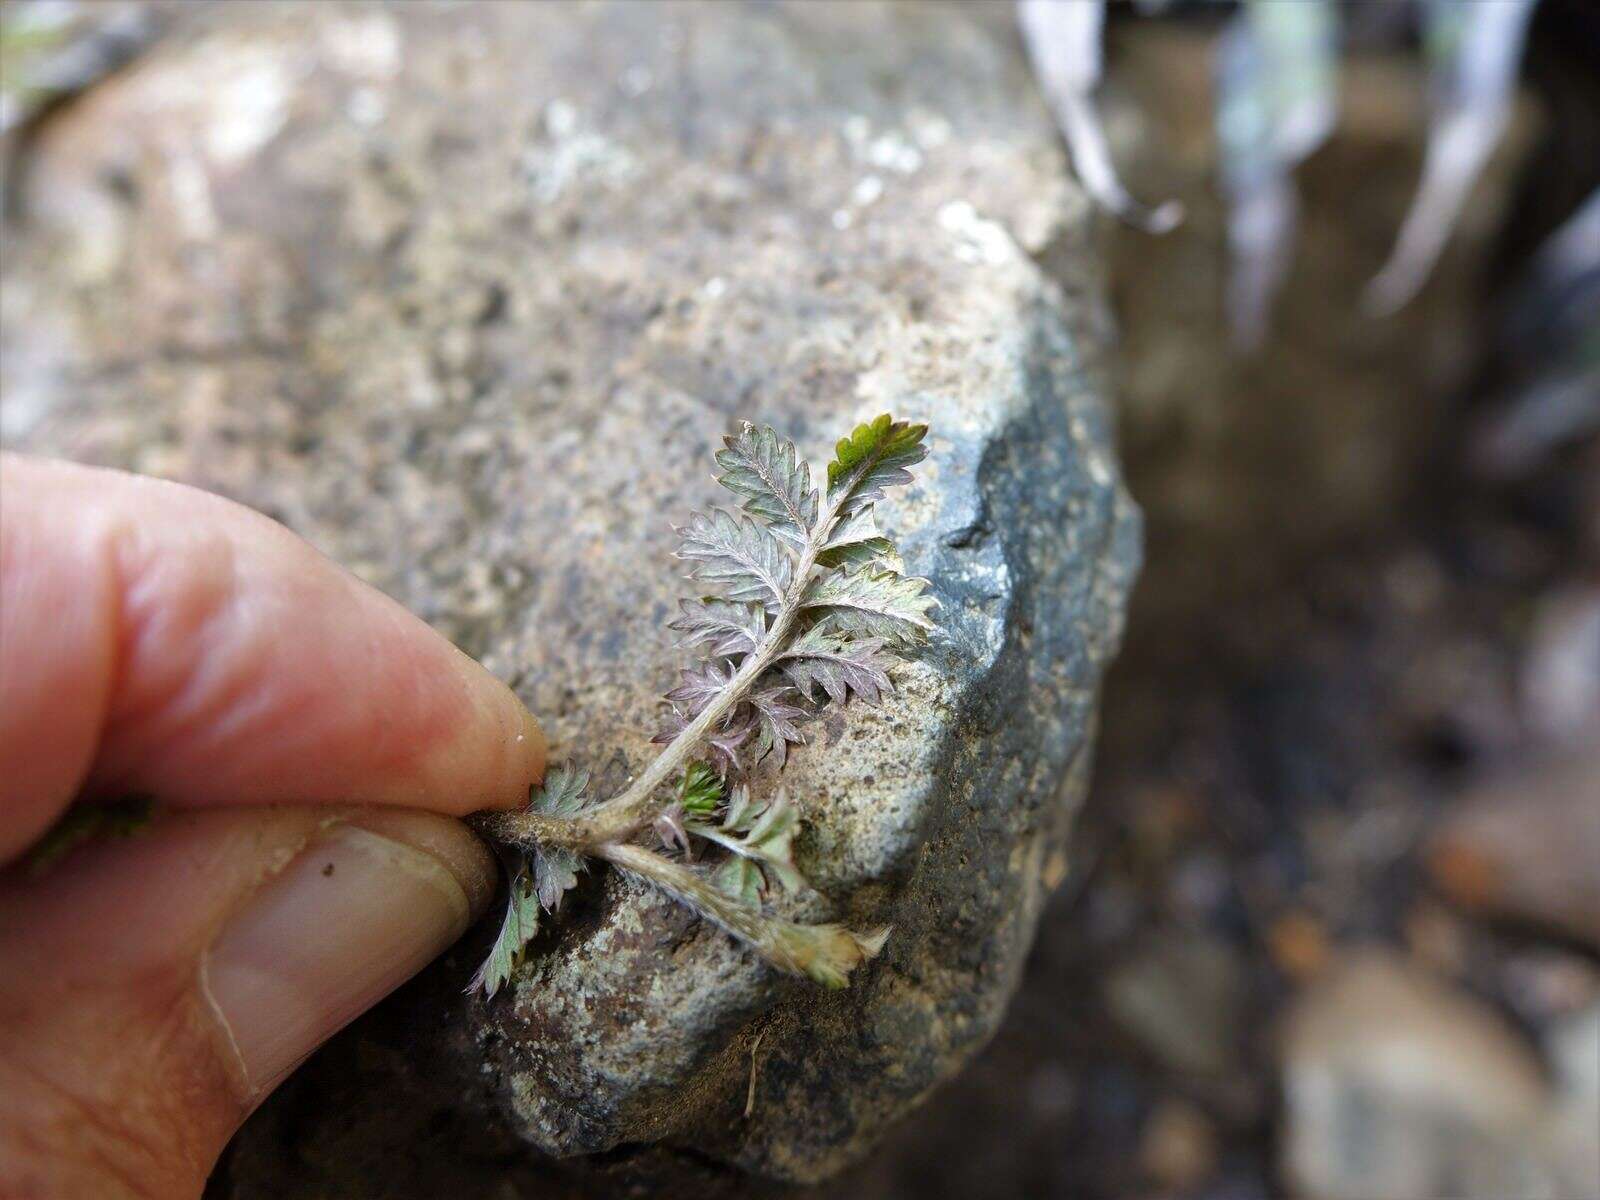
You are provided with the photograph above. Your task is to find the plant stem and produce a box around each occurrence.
[598,841,796,962]
[598,840,886,987]
[489,488,847,854]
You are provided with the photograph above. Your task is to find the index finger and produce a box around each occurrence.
[0,454,545,863]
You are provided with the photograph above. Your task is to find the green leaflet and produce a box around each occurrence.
[677,761,725,816]
[826,414,928,517]
[531,762,590,818]
[713,857,767,907]
[816,536,895,570]
[690,787,805,901]
[816,507,895,570]
[468,855,540,999]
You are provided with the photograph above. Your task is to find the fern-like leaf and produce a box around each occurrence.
[478,413,934,999]
[688,785,805,901]
[802,565,936,645]
[715,423,819,549]
[665,661,737,715]
[658,665,759,774]
[780,627,893,706]
[826,414,929,518]
[677,509,793,610]
[468,854,539,999]
[669,598,767,656]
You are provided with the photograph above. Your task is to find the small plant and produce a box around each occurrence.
[471,415,935,997]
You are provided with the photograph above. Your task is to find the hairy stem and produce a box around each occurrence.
[599,841,885,987]
[574,539,816,842]
[490,488,847,853]
[598,841,796,960]
[473,807,573,847]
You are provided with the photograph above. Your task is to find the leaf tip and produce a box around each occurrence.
[778,920,892,989]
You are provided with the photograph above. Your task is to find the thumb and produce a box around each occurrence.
[0,804,495,1200]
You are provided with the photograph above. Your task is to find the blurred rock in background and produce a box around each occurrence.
[1428,755,1600,950]
[1281,950,1590,1200]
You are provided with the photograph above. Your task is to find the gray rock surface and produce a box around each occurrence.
[0,2,1137,1193]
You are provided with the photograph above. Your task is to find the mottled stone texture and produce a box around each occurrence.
[0,2,1137,1193]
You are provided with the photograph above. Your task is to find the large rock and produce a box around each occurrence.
[0,2,1137,1193]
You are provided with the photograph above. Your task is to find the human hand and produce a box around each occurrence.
[0,454,545,1199]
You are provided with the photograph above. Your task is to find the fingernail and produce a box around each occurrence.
[201,822,484,1099]
[518,706,548,786]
